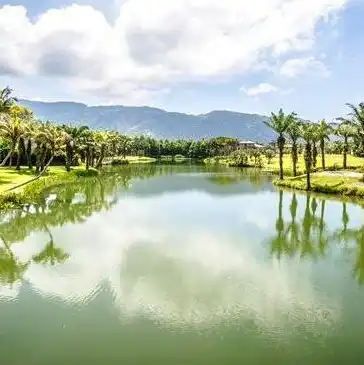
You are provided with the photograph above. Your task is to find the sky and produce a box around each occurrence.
[0,0,363,120]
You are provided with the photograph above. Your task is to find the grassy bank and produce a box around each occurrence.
[0,156,158,209]
[265,154,364,175]
[0,166,99,209]
[205,154,364,174]
[274,172,364,197]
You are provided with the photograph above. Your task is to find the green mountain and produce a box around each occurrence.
[19,100,274,142]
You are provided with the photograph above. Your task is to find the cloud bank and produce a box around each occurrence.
[0,0,347,102]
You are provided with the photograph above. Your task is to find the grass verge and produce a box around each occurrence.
[0,166,99,209]
[274,173,364,197]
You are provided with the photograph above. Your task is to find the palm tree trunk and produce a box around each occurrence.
[320,139,325,170]
[6,156,54,192]
[26,140,33,169]
[312,142,318,168]
[85,145,90,170]
[278,135,284,180]
[65,142,73,172]
[96,144,105,168]
[291,141,298,177]
[305,142,312,190]
[0,147,13,166]
[16,137,25,171]
[343,136,348,169]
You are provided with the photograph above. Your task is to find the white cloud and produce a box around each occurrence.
[243,83,279,96]
[279,56,331,78]
[0,1,346,103]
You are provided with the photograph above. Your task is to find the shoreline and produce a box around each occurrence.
[273,171,364,198]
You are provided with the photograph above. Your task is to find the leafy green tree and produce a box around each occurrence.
[264,109,296,180]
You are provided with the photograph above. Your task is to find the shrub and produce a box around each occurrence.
[111,158,129,166]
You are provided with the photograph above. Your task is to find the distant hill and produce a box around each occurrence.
[18,100,274,142]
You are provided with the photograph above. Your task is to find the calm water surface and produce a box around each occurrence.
[1,165,364,364]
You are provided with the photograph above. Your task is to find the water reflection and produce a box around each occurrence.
[0,166,363,326]
[269,191,364,285]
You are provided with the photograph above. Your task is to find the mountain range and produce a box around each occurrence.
[19,99,274,142]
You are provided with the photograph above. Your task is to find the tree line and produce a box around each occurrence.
[0,87,240,175]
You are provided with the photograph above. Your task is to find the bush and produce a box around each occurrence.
[111,158,129,166]
[228,150,250,167]
[73,168,99,177]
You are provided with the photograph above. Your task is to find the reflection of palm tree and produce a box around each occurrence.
[270,190,288,259]
[353,230,364,285]
[286,193,300,254]
[32,226,69,266]
[0,236,28,286]
[301,195,314,257]
[342,203,349,233]
[318,200,328,256]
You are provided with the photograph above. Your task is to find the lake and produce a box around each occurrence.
[1,164,364,364]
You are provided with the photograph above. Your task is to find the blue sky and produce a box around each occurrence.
[0,0,363,120]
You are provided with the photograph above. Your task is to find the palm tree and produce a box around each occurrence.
[316,119,332,170]
[0,86,17,115]
[310,124,320,169]
[264,109,296,180]
[6,124,69,192]
[299,122,316,190]
[0,111,24,167]
[94,131,110,168]
[286,120,300,176]
[336,122,355,169]
[61,124,90,171]
[337,102,364,149]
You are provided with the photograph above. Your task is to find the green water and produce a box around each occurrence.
[1,165,364,364]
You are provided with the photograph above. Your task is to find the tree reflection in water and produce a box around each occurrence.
[269,191,364,286]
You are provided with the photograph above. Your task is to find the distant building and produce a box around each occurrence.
[238,140,264,149]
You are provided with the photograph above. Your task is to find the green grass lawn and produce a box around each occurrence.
[274,172,364,197]
[0,166,87,193]
[265,154,364,175]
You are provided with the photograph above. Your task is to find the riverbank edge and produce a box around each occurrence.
[273,174,364,198]
[0,168,100,209]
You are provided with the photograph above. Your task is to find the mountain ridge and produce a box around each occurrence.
[18,99,274,142]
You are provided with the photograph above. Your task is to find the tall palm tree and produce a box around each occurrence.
[310,124,320,169]
[61,124,90,171]
[299,122,316,190]
[337,103,364,148]
[94,131,110,168]
[286,120,300,176]
[336,122,356,169]
[0,86,17,115]
[6,124,69,192]
[264,109,296,180]
[0,112,24,167]
[316,119,332,170]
